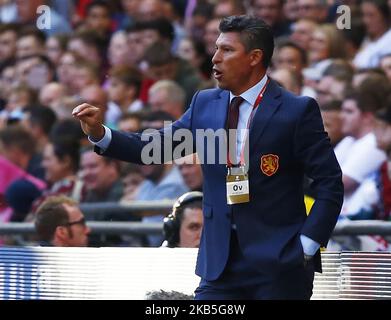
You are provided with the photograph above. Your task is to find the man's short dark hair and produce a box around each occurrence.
[144,41,175,67]
[320,100,342,112]
[219,15,274,68]
[275,38,307,65]
[346,75,391,113]
[109,65,142,97]
[0,23,21,36]
[362,0,390,23]
[86,0,112,15]
[24,105,57,135]
[19,26,47,46]
[35,196,77,241]
[0,125,36,156]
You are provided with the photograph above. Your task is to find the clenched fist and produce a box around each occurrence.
[72,103,105,141]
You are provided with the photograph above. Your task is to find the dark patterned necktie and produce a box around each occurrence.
[227,96,244,165]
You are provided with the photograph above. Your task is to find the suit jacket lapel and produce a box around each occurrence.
[248,80,282,151]
[214,90,230,130]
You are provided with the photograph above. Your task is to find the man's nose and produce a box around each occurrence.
[211,50,221,64]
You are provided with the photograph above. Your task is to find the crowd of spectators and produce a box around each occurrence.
[1,0,391,250]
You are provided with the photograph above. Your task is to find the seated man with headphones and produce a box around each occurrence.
[162,191,204,248]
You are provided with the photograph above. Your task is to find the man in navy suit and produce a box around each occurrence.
[73,15,343,299]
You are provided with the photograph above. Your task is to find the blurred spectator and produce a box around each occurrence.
[137,160,189,247]
[380,53,391,82]
[16,27,46,59]
[137,0,185,52]
[341,18,366,61]
[72,60,100,94]
[141,18,175,49]
[140,110,175,130]
[34,196,90,247]
[316,59,353,107]
[84,0,113,38]
[41,139,80,188]
[80,146,123,204]
[203,18,220,57]
[106,65,143,122]
[273,39,307,77]
[79,146,125,246]
[327,79,390,250]
[249,0,290,37]
[45,34,68,67]
[108,31,131,67]
[0,0,17,23]
[0,65,16,109]
[126,18,176,68]
[319,100,344,148]
[1,85,37,125]
[0,155,46,222]
[22,105,57,154]
[214,0,246,18]
[30,139,85,215]
[5,178,43,222]
[177,37,213,80]
[67,30,106,72]
[0,125,45,179]
[185,2,214,43]
[308,24,347,65]
[270,68,301,95]
[352,67,387,88]
[118,112,143,133]
[120,163,144,201]
[49,119,89,148]
[162,191,203,248]
[13,0,71,36]
[148,80,185,120]
[303,24,346,88]
[373,98,391,220]
[290,18,317,51]
[353,0,391,69]
[283,0,300,22]
[39,82,67,109]
[56,50,79,94]
[272,39,314,96]
[177,154,203,192]
[119,0,141,29]
[15,54,55,90]
[0,23,19,68]
[297,0,329,23]
[337,78,390,218]
[143,41,202,108]
[138,0,165,21]
[132,111,189,246]
[126,23,150,66]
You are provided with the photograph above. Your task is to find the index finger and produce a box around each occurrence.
[72,103,94,116]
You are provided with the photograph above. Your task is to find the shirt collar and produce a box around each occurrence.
[229,74,268,106]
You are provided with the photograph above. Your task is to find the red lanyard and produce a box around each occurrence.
[227,78,270,168]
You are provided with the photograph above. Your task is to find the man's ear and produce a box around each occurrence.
[249,49,263,67]
[55,226,68,241]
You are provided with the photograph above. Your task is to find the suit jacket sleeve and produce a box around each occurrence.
[95,92,199,164]
[294,97,344,246]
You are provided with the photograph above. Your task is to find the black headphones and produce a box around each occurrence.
[163,191,203,247]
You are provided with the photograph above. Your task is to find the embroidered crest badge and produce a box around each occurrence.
[260,154,279,176]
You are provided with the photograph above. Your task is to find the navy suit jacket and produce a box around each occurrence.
[98,80,343,281]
